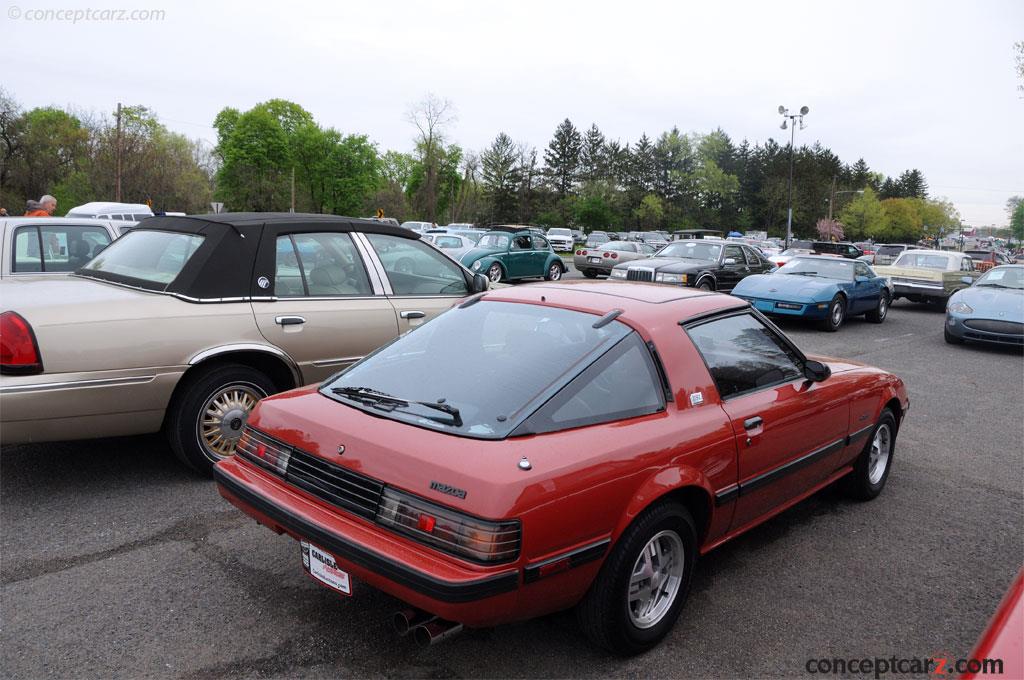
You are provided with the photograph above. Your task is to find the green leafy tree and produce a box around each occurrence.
[881,198,924,241]
[215,106,292,211]
[1008,200,1024,243]
[406,94,455,221]
[543,118,582,197]
[838,187,885,240]
[6,107,88,206]
[634,193,664,229]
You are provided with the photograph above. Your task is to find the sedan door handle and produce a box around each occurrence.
[400,310,426,320]
[275,315,306,326]
[744,416,763,430]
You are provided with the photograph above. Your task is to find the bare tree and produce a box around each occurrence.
[405,93,455,222]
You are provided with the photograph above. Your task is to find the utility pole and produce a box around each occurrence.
[115,103,122,202]
[828,176,837,220]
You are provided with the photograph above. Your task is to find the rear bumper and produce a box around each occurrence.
[891,282,946,300]
[214,460,518,610]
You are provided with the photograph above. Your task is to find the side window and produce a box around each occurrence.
[961,258,973,272]
[686,313,803,399]
[512,234,532,250]
[12,227,43,272]
[723,245,744,265]
[274,233,372,297]
[516,334,664,434]
[532,235,549,250]
[854,262,870,278]
[366,234,470,297]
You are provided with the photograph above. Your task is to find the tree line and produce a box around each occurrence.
[1,89,966,243]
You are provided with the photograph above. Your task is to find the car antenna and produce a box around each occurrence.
[592,309,623,329]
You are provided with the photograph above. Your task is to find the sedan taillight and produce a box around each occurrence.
[1,311,43,375]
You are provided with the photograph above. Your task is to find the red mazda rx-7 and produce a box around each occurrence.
[214,281,908,655]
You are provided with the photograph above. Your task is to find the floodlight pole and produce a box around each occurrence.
[778,106,809,249]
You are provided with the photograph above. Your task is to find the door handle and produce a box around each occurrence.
[275,315,306,326]
[744,416,763,430]
[400,310,426,320]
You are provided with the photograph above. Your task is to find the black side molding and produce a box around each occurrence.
[214,467,519,603]
[523,539,610,584]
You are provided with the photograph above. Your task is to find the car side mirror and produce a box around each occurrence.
[724,257,737,266]
[960,276,973,286]
[472,273,489,293]
[803,359,831,382]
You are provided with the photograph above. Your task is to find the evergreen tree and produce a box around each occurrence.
[543,118,582,197]
[580,123,607,182]
[898,168,928,199]
[879,176,899,200]
[851,158,871,188]
[481,132,522,222]
[630,134,657,195]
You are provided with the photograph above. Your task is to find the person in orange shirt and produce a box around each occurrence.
[24,194,56,217]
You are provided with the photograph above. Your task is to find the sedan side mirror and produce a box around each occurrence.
[803,359,831,382]
[960,275,973,286]
[723,257,737,266]
[472,272,489,293]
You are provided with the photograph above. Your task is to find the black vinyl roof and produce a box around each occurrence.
[77,212,417,299]
[145,213,417,238]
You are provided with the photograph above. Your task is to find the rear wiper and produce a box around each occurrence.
[331,386,462,426]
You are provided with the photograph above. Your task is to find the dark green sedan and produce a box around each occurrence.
[460,226,566,283]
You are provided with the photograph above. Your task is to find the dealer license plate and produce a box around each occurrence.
[588,257,602,263]
[301,540,351,596]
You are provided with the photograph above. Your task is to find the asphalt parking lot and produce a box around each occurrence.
[2,272,1022,679]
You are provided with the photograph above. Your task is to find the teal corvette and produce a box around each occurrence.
[731,255,889,331]
[944,265,1023,346]
[460,226,566,284]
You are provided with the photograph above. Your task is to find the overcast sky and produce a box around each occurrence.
[4,0,1022,226]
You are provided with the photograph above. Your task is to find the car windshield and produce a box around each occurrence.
[322,301,631,439]
[877,245,905,256]
[893,252,951,269]
[79,230,204,286]
[548,229,571,237]
[778,257,856,280]
[477,233,511,249]
[975,267,1024,289]
[657,241,722,261]
[604,241,636,252]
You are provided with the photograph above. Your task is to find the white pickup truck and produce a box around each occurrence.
[0,217,122,278]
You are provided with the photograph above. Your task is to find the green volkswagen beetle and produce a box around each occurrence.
[460,226,567,284]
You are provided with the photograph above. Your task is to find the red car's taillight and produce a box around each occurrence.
[1,311,43,375]
[377,488,521,564]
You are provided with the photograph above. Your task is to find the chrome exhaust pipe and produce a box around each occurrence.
[392,608,437,636]
[412,619,463,647]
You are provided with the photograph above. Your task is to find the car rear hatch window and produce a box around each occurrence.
[77,230,205,288]
[321,301,633,438]
[877,245,905,257]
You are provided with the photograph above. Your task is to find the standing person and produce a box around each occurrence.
[24,194,57,217]
[0,208,8,216]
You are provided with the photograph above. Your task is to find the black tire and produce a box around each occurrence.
[582,269,599,279]
[944,326,964,344]
[545,263,564,281]
[577,501,697,655]
[487,263,503,284]
[865,291,889,323]
[166,364,276,476]
[842,409,898,501]
[819,294,846,332]
[696,278,714,291]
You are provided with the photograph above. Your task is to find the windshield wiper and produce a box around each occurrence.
[976,283,1011,289]
[331,386,462,426]
[785,271,818,276]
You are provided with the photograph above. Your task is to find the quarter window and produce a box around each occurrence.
[366,234,470,296]
[516,333,665,434]
[274,233,372,297]
[686,313,803,399]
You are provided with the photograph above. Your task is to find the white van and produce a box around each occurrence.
[66,202,154,231]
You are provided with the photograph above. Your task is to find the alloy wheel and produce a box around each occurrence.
[868,423,891,484]
[197,382,265,459]
[627,530,685,629]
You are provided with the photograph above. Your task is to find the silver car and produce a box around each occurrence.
[0,213,487,474]
[421,232,477,261]
[573,240,659,278]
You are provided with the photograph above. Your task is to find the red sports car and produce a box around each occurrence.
[215,281,909,654]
